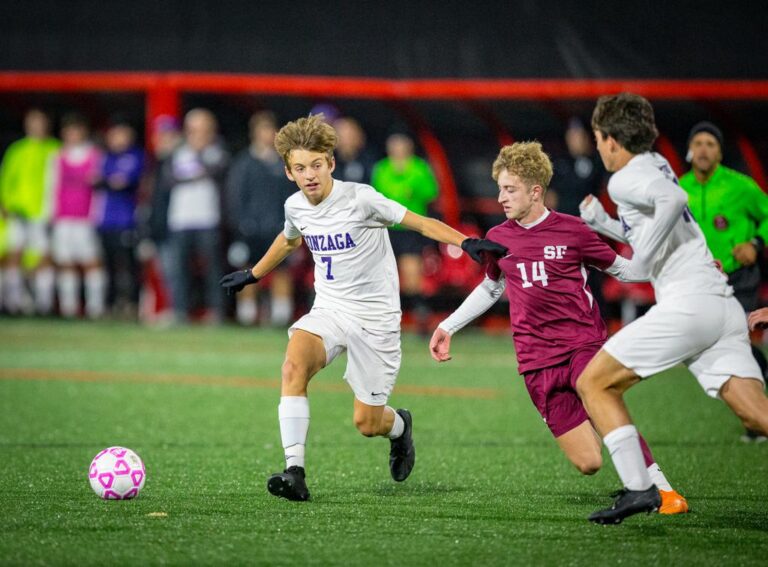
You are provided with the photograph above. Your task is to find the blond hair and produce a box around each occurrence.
[274,114,337,166]
[491,141,553,190]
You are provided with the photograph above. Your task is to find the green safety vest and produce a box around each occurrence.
[679,164,768,273]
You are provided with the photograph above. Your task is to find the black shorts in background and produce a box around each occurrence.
[388,229,429,257]
[728,265,760,312]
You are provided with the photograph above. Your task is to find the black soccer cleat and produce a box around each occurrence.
[267,466,310,501]
[588,485,661,525]
[389,409,415,482]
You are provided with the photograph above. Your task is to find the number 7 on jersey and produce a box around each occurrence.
[321,256,335,280]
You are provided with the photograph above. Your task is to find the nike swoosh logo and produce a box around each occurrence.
[300,226,308,231]
[371,392,385,396]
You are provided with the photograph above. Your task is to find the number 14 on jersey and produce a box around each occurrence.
[517,261,549,288]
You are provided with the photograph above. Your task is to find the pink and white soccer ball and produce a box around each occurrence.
[88,447,146,500]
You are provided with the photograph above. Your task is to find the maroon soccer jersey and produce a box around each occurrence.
[485,211,617,373]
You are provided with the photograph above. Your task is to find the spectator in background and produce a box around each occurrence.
[145,116,181,276]
[550,118,604,215]
[550,117,608,317]
[333,117,378,185]
[50,113,105,318]
[679,121,768,442]
[166,109,228,324]
[226,111,295,325]
[371,133,439,328]
[95,117,145,319]
[0,109,60,315]
[140,115,182,324]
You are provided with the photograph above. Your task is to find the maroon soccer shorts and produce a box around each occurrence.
[522,342,602,438]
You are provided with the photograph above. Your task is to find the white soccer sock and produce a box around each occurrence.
[386,406,405,439]
[236,297,258,325]
[270,297,293,326]
[85,269,106,319]
[279,396,310,469]
[647,463,672,492]
[4,266,23,312]
[34,267,55,315]
[603,425,653,491]
[57,270,79,318]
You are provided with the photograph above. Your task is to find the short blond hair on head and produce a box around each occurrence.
[492,141,553,190]
[274,114,338,167]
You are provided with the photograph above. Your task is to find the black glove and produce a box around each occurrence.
[219,269,259,294]
[460,238,508,263]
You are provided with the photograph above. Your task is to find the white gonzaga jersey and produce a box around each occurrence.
[608,153,730,302]
[284,179,407,329]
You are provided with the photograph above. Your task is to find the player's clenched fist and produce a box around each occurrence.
[460,238,507,263]
[579,194,607,225]
[219,269,259,294]
[429,327,453,362]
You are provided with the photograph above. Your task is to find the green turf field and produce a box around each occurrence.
[1,319,766,566]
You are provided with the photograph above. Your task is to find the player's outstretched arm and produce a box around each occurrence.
[430,276,506,362]
[748,308,768,331]
[219,232,301,293]
[579,195,629,243]
[627,179,688,272]
[603,254,650,283]
[398,211,507,262]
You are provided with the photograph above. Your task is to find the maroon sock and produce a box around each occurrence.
[638,434,655,468]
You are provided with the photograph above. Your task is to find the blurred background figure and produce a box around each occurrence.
[0,109,60,315]
[142,115,182,323]
[226,110,295,326]
[50,112,105,318]
[95,117,145,319]
[550,117,608,317]
[679,121,768,441]
[166,108,228,324]
[550,118,603,215]
[333,117,379,185]
[371,132,439,329]
[309,102,341,124]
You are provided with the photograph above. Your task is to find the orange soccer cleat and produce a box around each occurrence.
[659,489,689,515]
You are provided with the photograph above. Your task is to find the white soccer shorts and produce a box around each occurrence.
[52,219,102,265]
[8,217,50,255]
[289,308,401,406]
[604,294,764,398]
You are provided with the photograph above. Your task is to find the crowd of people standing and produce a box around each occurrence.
[2,107,766,338]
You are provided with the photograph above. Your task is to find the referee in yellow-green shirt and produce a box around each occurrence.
[680,121,768,441]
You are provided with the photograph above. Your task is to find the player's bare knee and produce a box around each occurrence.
[281,356,312,389]
[574,455,602,475]
[722,377,768,434]
[353,415,379,437]
[575,373,598,400]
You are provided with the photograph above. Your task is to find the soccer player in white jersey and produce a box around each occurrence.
[219,114,506,501]
[575,93,768,524]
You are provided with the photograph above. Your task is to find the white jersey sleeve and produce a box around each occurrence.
[438,276,506,335]
[607,153,729,302]
[283,211,301,240]
[579,196,629,243]
[357,185,408,226]
[626,177,688,267]
[604,255,650,283]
